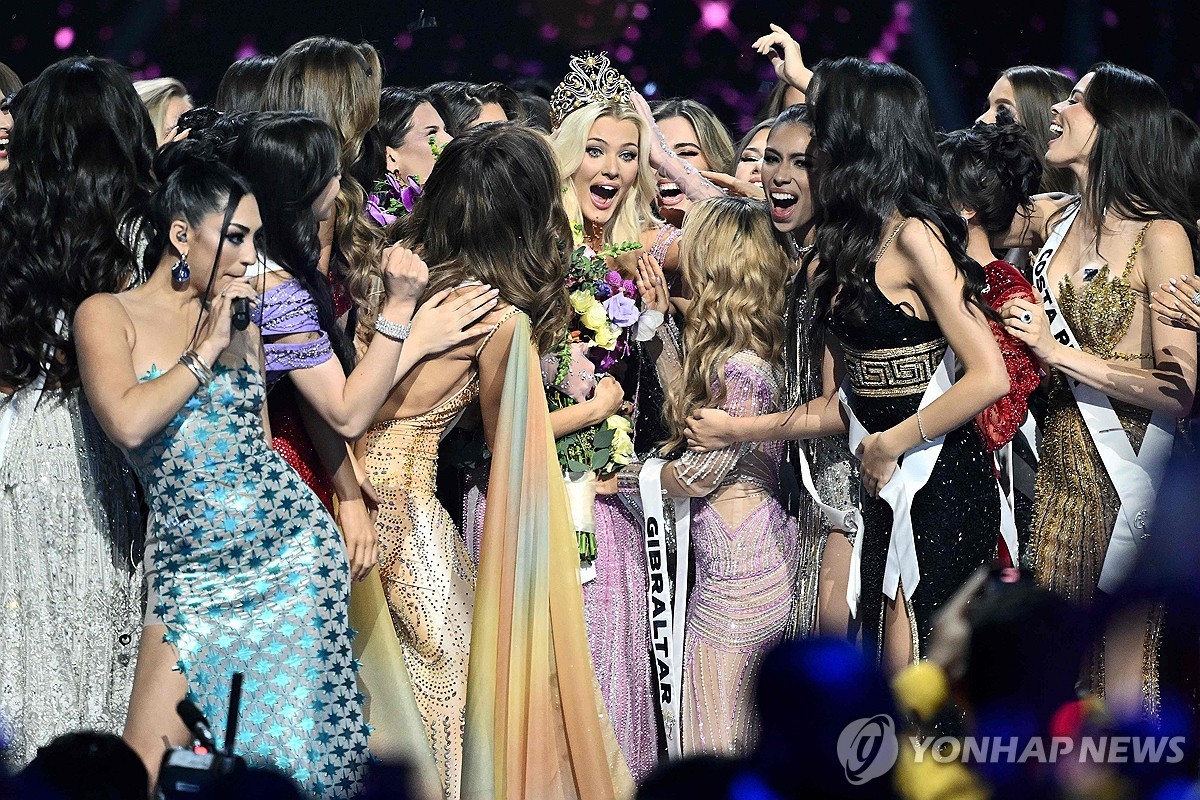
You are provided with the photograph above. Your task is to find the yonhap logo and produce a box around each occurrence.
[837,714,899,785]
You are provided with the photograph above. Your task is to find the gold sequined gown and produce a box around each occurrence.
[1031,222,1162,710]
[362,380,479,800]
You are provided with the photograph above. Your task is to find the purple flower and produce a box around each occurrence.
[595,280,613,299]
[622,279,637,297]
[365,194,396,226]
[598,351,618,371]
[399,176,423,213]
[603,293,639,327]
[605,270,624,288]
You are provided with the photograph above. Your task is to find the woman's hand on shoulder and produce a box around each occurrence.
[406,284,500,359]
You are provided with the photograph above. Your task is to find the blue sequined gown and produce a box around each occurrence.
[125,350,368,798]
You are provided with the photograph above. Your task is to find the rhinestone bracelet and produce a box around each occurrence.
[374,314,412,342]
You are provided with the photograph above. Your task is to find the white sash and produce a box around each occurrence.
[836,350,1020,613]
[840,351,954,612]
[790,439,863,537]
[639,458,691,760]
[1031,206,1176,592]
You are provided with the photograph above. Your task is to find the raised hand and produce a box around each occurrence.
[635,253,671,315]
[752,23,812,94]
[380,244,429,306]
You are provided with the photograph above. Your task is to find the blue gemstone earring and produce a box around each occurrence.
[171,253,190,284]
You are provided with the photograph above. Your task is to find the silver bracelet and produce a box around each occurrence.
[374,314,411,342]
[917,408,935,444]
[178,349,213,386]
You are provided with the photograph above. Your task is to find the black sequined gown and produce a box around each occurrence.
[828,265,999,663]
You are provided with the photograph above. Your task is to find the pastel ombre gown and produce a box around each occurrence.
[463,310,633,800]
[125,334,368,797]
[665,351,800,756]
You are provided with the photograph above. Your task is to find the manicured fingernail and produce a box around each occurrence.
[1170,278,1178,285]
[1167,285,1177,293]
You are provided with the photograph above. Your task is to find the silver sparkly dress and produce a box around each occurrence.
[786,275,858,638]
[0,387,144,767]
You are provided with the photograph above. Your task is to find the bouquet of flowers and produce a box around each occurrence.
[365,173,423,227]
[364,137,441,226]
[542,235,645,572]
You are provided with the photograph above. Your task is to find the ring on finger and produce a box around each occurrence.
[1019,310,1033,325]
[1190,291,1200,307]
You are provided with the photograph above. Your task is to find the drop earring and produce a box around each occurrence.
[172,252,190,284]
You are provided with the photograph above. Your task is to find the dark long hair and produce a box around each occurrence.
[999,65,1075,194]
[1169,109,1200,222]
[1069,62,1200,265]
[939,122,1042,237]
[227,112,355,372]
[399,123,571,354]
[0,57,156,390]
[377,86,433,147]
[214,54,277,113]
[808,57,991,328]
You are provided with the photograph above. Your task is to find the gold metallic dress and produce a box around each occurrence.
[362,379,480,800]
[1031,222,1162,712]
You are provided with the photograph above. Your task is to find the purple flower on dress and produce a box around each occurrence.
[605,270,624,288]
[603,293,639,328]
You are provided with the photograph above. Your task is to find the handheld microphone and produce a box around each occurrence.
[176,700,216,750]
[231,297,250,331]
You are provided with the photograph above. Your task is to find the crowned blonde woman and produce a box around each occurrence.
[525,53,676,781]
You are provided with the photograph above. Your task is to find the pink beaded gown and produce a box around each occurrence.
[666,351,799,756]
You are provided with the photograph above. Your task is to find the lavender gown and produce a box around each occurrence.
[666,351,799,756]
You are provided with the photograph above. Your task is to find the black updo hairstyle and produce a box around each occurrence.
[147,138,253,344]
[938,122,1042,237]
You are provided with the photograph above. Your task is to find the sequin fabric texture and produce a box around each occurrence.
[828,266,998,663]
[1031,221,1161,711]
[785,278,858,637]
[362,378,479,800]
[0,390,143,767]
[581,495,658,780]
[670,352,799,756]
[253,278,336,510]
[126,358,368,798]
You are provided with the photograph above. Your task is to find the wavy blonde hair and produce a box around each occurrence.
[552,102,659,247]
[663,196,791,453]
[261,37,383,314]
